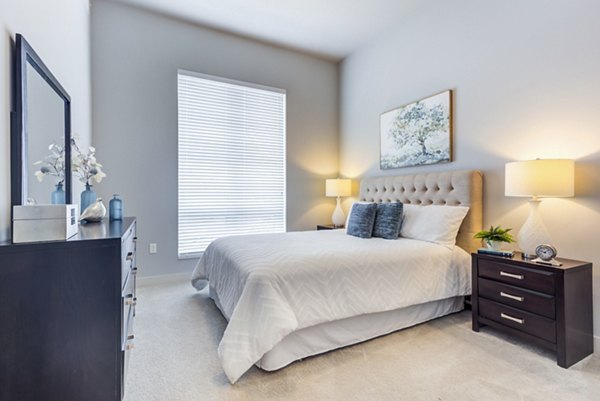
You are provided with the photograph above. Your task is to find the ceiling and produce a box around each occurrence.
[110,0,421,60]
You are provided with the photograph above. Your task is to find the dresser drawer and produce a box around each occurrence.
[121,259,136,347]
[122,267,135,299]
[478,259,555,295]
[479,298,556,343]
[122,304,135,392]
[121,223,136,288]
[478,278,555,319]
[122,301,135,350]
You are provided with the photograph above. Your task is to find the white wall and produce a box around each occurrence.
[0,0,92,241]
[91,1,339,277]
[340,0,600,341]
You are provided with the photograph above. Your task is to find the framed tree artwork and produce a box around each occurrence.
[380,90,453,169]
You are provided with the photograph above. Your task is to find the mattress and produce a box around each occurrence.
[192,229,471,383]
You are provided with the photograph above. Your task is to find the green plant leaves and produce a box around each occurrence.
[474,225,515,243]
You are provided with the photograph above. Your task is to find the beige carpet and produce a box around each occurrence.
[124,279,599,401]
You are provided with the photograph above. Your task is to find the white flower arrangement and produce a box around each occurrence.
[34,142,66,184]
[32,137,107,186]
[71,138,107,185]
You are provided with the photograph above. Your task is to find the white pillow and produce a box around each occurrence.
[400,204,470,248]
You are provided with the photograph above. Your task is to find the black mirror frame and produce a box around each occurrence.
[11,33,72,209]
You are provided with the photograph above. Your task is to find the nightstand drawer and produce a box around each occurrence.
[478,278,555,319]
[478,259,555,295]
[479,298,556,343]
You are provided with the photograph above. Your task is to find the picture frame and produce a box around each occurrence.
[380,90,453,169]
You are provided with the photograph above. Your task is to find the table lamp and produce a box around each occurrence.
[505,159,574,258]
[326,178,351,227]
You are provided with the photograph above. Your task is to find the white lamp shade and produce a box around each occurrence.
[326,179,351,197]
[505,159,574,198]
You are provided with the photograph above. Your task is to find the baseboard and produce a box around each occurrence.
[137,272,191,288]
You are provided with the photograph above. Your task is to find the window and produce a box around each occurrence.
[177,70,286,258]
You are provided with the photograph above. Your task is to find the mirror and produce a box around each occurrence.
[26,63,66,203]
[11,33,72,207]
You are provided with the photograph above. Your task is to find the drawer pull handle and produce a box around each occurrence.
[126,252,134,261]
[501,312,524,325]
[500,271,524,280]
[123,335,135,351]
[132,267,138,275]
[125,294,137,306]
[500,291,524,302]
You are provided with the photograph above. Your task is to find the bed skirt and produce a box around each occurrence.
[210,285,463,372]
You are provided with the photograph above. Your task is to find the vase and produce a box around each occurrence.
[485,240,503,251]
[80,183,97,212]
[109,194,123,221]
[51,183,66,204]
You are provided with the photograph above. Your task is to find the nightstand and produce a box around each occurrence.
[317,224,342,230]
[472,252,593,368]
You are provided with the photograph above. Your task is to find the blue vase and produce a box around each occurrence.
[109,194,123,221]
[51,183,66,204]
[80,183,97,212]
[109,219,123,237]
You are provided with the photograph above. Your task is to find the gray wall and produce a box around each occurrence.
[0,0,91,241]
[91,1,339,277]
[340,0,600,343]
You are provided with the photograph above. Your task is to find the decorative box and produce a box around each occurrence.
[13,204,79,243]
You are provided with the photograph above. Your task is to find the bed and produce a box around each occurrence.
[192,169,483,383]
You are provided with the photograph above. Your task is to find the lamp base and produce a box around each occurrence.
[331,197,346,227]
[518,199,551,257]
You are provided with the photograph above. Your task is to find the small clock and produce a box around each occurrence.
[532,244,562,266]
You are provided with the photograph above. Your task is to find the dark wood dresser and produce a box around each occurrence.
[472,252,593,368]
[0,217,137,401]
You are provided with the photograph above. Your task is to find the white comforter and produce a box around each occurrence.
[191,229,471,383]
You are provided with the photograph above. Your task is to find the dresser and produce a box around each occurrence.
[472,253,593,368]
[0,217,137,401]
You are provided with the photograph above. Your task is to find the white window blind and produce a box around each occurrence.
[178,70,286,258]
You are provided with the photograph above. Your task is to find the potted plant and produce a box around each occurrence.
[474,225,515,251]
[72,138,107,212]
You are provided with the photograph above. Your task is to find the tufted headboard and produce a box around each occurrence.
[359,170,483,252]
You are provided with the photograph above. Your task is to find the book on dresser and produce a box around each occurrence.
[471,252,593,368]
[477,248,514,258]
[0,217,137,401]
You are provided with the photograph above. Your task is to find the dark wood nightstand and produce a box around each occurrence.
[472,252,593,368]
[317,224,342,230]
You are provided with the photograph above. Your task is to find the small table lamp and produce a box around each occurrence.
[326,178,351,227]
[505,159,574,258]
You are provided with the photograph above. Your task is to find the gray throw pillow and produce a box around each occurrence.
[346,203,377,238]
[373,202,404,239]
